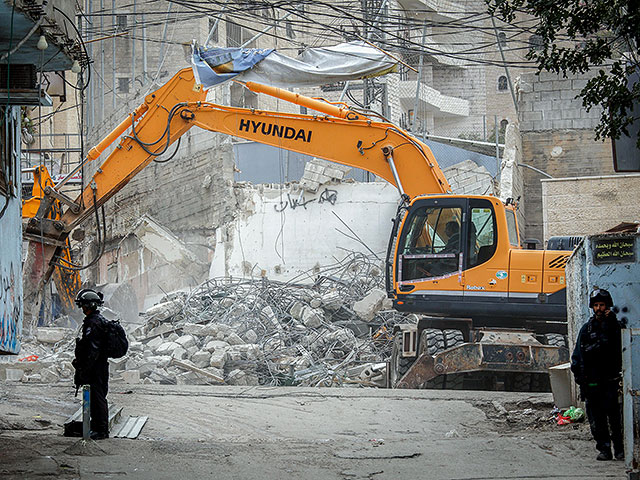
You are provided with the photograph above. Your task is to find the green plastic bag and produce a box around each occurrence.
[563,406,585,422]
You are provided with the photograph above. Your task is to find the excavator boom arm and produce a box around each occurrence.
[24,67,450,315]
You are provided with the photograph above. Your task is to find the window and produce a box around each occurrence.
[497,31,507,47]
[116,15,127,32]
[467,201,497,268]
[500,119,509,130]
[505,209,519,246]
[117,77,130,94]
[285,19,295,39]
[498,75,508,91]
[207,18,219,43]
[226,20,242,47]
[399,206,462,280]
[230,83,257,108]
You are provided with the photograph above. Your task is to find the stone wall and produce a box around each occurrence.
[443,159,494,195]
[518,71,616,241]
[541,174,640,239]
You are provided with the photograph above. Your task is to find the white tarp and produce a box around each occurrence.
[193,41,397,89]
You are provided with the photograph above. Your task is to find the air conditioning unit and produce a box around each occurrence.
[0,64,52,106]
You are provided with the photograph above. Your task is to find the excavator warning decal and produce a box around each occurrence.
[238,119,313,142]
[548,255,569,269]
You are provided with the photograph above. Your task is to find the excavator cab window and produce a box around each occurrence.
[399,206,462,281]
[467,200,497,268]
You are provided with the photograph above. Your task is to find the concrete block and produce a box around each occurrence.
[572,118,597,129]
[122,370,141,384]
[552,119,573,129]
[35,327,73,344]
[156,341,180,354]
[146,336,164,351]
[145,299,182,322]
[522,111,542,122]
[242,329,258,344]
[191,350,211,368]
[171,347,187,360]
[187,345,199,357]
[5,368,23,381]
[129,341,144,352]
[572,78,588,91]
[204,340,230,352]
[324,167,347,180]
[542,110,563,121]
[533,81,555,92]
[226,332,244,345]
[144,355,172,368]
[290,302,304,320]
[561,108,582,120]
[321,291,343,311]
[560,89,579,100]
[209,350,227,368]
[302,307,324,328]
[109,357,128,372]
[226,369,248,386]
[175,335,196,349]
[353,288,387,321]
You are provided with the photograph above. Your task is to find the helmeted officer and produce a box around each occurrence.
[571,288,624,461]
[72,289,110,440]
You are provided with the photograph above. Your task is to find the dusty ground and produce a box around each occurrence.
[0,384,627,480]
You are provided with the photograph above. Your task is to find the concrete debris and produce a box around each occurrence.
[352,289,390,322]
[8,253,416,387]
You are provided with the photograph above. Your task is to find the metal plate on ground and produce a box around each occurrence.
[111,416,148,439]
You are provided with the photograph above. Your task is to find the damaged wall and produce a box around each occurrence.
[210,182,401,281]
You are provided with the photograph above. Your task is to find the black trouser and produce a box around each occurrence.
[584,381,623,454]
[89,367,109,434]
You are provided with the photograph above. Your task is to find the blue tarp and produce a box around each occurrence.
[192,46,274,87]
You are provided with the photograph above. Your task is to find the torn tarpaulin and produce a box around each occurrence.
[192,41,397,90]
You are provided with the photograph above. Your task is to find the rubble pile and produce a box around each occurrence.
[4,253,411,388]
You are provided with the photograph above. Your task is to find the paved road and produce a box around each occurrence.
[0,384,627,479]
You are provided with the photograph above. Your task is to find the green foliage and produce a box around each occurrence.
[487,0,640,148]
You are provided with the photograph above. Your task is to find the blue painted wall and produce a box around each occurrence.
[0,106,23,355]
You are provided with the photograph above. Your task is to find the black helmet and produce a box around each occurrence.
[589,288,613,308]
[75,289,104,309]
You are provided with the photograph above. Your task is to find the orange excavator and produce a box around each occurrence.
[23,67,570,389]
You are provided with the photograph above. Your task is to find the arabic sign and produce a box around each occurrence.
[593,237,636,264]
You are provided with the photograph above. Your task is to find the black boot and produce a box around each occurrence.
[89,430,109,440]
[597,450,612,461]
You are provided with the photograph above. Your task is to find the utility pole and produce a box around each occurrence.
[412,22,427,134]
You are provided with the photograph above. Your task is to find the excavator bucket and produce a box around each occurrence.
[22,166,81,321]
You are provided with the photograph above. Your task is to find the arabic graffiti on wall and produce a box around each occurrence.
[0,262,21,354]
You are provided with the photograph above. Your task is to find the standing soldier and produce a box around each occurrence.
[571,288,624,461]
[72,289,110,440]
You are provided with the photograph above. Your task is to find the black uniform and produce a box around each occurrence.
[571,311,623,456]
[73,310,110,435]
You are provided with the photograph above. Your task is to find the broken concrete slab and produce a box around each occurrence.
[35,328,74,344]
[353,288,388,322]
[132,214,207,276]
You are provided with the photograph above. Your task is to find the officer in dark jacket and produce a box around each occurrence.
[571,288,623,461]
[72,289,110,440]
